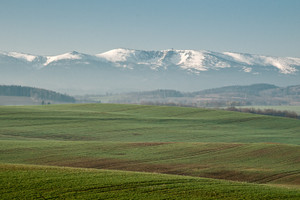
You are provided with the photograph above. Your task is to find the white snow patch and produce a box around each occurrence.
[177,50,207,71]
[44,52,81,66]
[287,57,300,64]
[203,52,231,69]
[7,52,37,62]
[97,48,135,62]
[223,52,299,74]
[156,50,170,68]
[223,52,254,65]
[260,56,297,74]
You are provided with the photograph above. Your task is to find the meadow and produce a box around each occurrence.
[1,104,300,199]
[1,163,300,200]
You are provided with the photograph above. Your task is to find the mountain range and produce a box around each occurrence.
[1,48,300,94]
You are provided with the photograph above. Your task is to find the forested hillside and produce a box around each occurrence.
[0,85,75,103]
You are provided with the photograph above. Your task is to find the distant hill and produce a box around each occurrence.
[191,84,300,106]
[192,83,279,96]
[0,85,75,105]
[260,85,300,96]
[88,84,300,107]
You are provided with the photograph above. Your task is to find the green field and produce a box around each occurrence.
[1,104,299,144]
[1,164,300,200]
[1,104,300,199]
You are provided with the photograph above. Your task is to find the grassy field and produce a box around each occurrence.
[1,163,300,200]
[1,104,300,198]
[1,140,300,187]
[0,104,299,144]
[0,96,40,105]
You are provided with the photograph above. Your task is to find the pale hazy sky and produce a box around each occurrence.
[0,0,299,57]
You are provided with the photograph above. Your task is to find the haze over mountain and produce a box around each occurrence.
[1,48,299,95]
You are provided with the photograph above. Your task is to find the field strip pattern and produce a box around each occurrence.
[1,103,300,199]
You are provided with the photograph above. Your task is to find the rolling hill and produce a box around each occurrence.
[87,83,300,107]
[1,104,299,189]
[2,163,300,200]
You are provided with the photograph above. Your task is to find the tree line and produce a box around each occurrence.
[225,107,299,119]
[0,85,75,103]
[139,101,299,119]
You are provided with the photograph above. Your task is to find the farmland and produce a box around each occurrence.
[2,164,300,200]
[1,104,300,199]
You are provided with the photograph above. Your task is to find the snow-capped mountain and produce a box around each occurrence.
[97,48,300,74]
[0,48,299,94]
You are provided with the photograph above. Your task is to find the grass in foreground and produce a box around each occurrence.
[1,163,300,200]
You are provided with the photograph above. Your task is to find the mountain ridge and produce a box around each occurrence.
[1,48,300,94]
[1,48,300,74]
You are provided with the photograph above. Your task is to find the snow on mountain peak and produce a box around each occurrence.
[97,48,136,62]
[223,52,298,74]
[97,48,207,70]
[223,52,254,65]
[44,51,82,66]
[6,52,37,62]
[1,48,299,74]
[176,50,207,71]
[96,48,300,74]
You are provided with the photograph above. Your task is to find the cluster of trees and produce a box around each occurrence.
[139,100,252,108]
[140,101,198,108]
[0,85,75,103]
[199,101,252,107]
[225,107,299,119]
[129,89,186,98]
[139,101,299,119]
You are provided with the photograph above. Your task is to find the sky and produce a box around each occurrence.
[0,0,299,57]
